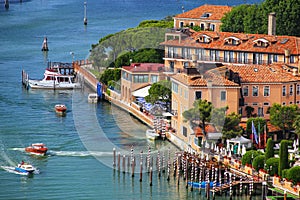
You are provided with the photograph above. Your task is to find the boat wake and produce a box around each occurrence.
[1,166,40,175]
[9,147,112,157]
[48,150,113,157]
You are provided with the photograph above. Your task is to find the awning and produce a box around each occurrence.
[132,85,151,97]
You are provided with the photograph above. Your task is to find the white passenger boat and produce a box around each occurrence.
[28,68,81,89]
[146,129,160,140]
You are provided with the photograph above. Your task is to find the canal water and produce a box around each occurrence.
[0,0,263,199]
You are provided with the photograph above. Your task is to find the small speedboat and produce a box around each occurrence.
[15,162,36,174]
[146,129,160,140]
[55,104,67,114]
[25,143,48,156]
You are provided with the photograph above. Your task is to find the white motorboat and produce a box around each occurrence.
[28,69,81,89]
[146,129,160,140]
[25,62,81,89]
[88,93,98,103]
[14,161,37,174]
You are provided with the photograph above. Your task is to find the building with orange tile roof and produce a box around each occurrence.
[173,4,232,32]
[161,29,300,74]
[121,63,166,103]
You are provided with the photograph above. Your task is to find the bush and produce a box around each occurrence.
[282,169,289,179]
[253,155,265,171]
[241,150,263,166]
[265,157,279,176]
[286,166,300,185]
[265,138,274,161]
[279,140,290,176]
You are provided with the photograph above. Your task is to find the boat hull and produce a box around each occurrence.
[28,80,81,90]
[146,129,160,140]
[25,148,47,156]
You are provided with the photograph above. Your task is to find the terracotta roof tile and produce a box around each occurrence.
[175,4,232,21]
[226,64,300,83]
[172,69,239,87]
[161,31,300,55]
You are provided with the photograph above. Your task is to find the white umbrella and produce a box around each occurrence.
[228,150,232,157]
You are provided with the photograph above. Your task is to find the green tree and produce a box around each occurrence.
[266,157,279,176]
[241,150,263,166]
[286,166,300,184]
[210,106,228,132]
[221,4,251,32]
[245,106,254,118]
[220,0,300,36]
[182,99,213,136]
[293,115,300,147]
[270,103,298,139]
[144,80,171,105]
[279,140,289,176]
[99,68,121,85]
[265,138,275,161]
[222,112,243,140]
[253,155,266,171]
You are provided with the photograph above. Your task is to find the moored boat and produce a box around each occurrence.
[55,104,67,114]
[25,143,48,156]
[146,129,160,140]
[88,93,98,103]
[24,62,81,90]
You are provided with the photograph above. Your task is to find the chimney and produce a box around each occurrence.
[268,12,276,36]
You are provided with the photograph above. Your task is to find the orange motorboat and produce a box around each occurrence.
[25,143,48,156]
[55,104,67,114]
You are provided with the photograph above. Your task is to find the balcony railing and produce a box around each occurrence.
[163,54,275,65]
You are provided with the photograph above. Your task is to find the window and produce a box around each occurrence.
[190,22,194,27]
[297,84,300,95]
[273,54,278,62]
[210,24,215,31]
[184,90,188,99]
[290,85,293,95]
[200,23,205,30]
[263,102,269,106]
[183,62,189,68]
[133,75,148,83]
[196,48,205,60]
[290,56,295,63]
[264,86,270,96]
[172,82,178,93]
[283,102,286,105]
[253,102,258,106]
[282,86,286,96]
[290,102,293,104]
[297,101,300,104]
[195,91,202,100]
[150,75,158,83]
[221,91,226,101]
[168,47,174,58]
[182,126,187,137]
[258,107,264,117]
[224,51,229,62]
[179,21,184,28]
[243,86,249,96]
[182,48,191,59]
[252,86,258,96]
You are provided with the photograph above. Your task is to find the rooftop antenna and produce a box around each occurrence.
[182,5,185,13]
[83,1,87,25]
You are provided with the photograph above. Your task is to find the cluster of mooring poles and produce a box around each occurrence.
[112,148,266,199]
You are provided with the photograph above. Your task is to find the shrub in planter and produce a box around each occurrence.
[265,157,280,176]
[253,155,265,171]
[286,166,300,185]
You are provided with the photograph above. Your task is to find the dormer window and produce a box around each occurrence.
[196,35,211,43]
[201,12,211,18]
[253,38,269,47]
[224,36,240,46]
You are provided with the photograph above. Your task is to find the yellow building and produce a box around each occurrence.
[173,4,232,32]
